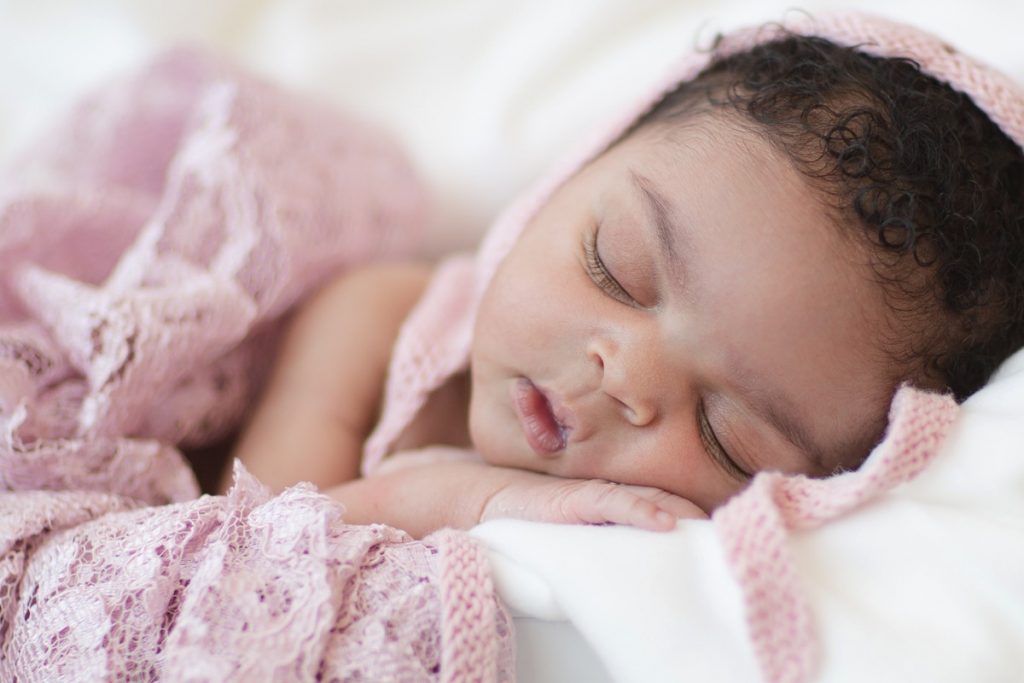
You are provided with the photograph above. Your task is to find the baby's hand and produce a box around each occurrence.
[327,452,705,538]
[480,473,707,531]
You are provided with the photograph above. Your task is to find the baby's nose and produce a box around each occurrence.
[587,337,658,427]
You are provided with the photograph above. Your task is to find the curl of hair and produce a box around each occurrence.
[632,35,1024,399]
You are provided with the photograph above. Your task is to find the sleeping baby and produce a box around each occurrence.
[221,15,1024,538]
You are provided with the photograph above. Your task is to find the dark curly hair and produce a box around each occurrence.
[629,34,1024,400]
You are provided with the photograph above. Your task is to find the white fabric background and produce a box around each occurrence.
[1,0,1021,256]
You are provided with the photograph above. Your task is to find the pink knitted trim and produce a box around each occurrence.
[434,529,505,683]
[787,13,1024,149]
[362,256,477,474]
[712,386,959,683]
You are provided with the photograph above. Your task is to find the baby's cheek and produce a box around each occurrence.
[629,422,740,512]
[467,383,522,469]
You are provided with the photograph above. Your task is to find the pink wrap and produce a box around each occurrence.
[0,50,512,681]
[365,12,1023,683]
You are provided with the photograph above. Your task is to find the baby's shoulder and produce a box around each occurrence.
[338,260,434,300]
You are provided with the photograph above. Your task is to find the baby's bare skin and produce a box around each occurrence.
[222,263,431,494]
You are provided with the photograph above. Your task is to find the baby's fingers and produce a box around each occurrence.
[618,485,708,521]
[554,480,688,532]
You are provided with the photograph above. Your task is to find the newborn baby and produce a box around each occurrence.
[222,23,1024,538]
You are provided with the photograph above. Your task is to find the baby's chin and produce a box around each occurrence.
[467,409,541,473]
[469,426,529,471]
[465,383,504,455]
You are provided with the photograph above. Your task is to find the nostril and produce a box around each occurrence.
[614,396,634,420]
[617,397,655,427]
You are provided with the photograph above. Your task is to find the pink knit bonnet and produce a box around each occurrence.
[365,13,1022,683]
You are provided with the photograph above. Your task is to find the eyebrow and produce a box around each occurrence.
[629,170,690,287]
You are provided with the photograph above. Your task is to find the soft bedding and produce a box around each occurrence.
[0,50,512,681]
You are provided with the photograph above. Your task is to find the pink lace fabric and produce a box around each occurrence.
[1,463,513,681]
[0,49,512,681]
[365,11,1023,683]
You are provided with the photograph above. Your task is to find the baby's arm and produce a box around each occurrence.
[220,262,430,493]
[327,453,707,539]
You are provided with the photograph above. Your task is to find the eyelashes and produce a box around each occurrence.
[698,401,750,481]
[582,228,637,306]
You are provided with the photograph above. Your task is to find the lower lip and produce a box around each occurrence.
[511,378,567,455]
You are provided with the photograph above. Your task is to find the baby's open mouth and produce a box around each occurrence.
[512,378,571,456]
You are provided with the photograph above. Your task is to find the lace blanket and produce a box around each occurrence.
[0,49,511,681]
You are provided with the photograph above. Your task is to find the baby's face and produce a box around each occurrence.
[469,116,897,512]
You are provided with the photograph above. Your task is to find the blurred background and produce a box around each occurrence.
[1,0,1021,256]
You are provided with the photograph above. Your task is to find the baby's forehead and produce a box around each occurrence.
[608,116,813,208]
[625,111,763,160]
[598,116,818,225]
